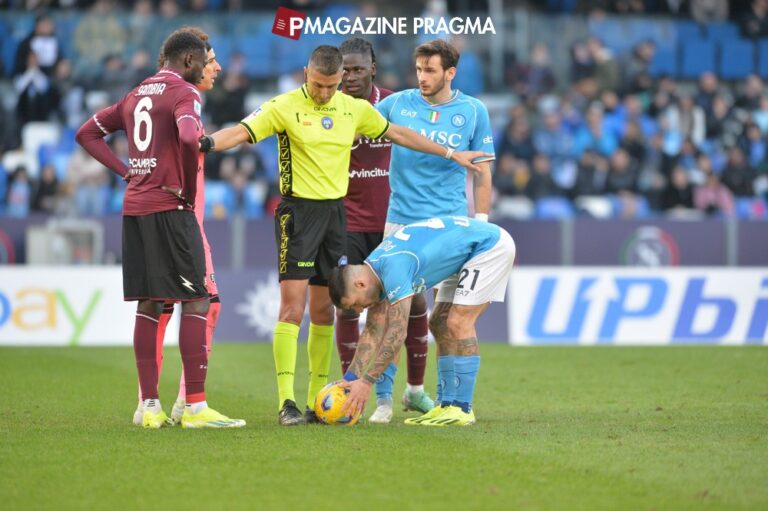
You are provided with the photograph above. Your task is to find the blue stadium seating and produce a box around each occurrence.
[704,21,740,43]
[673,20,702,43]
[535,196,575,219]
[735,197,768,219]
[649,47,677,77]
[719,39,754,80]
[237,33,275,78]
[758,39,768,78]
[208,35,233,69]
[680,39,715,78]
[242,182,266,218]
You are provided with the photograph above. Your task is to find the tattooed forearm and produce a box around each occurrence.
[348,301,387,376]
[367,298,411,379]
[456,336,479,356]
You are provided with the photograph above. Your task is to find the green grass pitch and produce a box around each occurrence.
[1,344,766,511]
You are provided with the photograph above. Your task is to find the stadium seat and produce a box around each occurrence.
[589,18,631,54]
[758,40,768,78]
[204,180,236,219]
[719,39,754,80]
[704,22,740,43]
[2,150,36,178]
[22,122,60,178]
[735,197,768,219]
[674,20,703,44]
[208,34,233,68]
[574,195,614,218]
[534,196,575,219]
[649,46,677,77]
[680,39,715,78]
[493,196,534,220]
[237,33,275,78]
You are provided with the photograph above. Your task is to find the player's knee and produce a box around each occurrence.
[182,298,210,315]
[278,303,305,324]
[429,312,447,338]
[137,300,163,317]
[446,312,472,338]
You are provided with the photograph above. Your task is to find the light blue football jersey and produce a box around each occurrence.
[376,89,495,225]
[365,216,501,304]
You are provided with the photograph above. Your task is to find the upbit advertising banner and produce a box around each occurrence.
[509,268,768,345]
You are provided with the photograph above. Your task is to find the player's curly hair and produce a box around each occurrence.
[327,265,349,309]
[160,30,207,67]
[339,37,376,64]
[158,27,211,69]
[413,38,460,70]
[308,45,343,75]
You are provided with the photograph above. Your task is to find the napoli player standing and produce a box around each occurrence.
[75,31,244,429]
[335,38,435,425]
[371,39,495,423]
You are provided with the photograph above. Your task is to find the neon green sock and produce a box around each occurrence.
[273,321,300,410]
[307,322,334,409]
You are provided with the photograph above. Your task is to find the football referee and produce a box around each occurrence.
[202,45,488,425]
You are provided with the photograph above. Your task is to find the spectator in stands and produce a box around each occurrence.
[753,96,768,135]
[526,154,562,200]
[570,40,595,83]
[736,75,764,111]
[510,42,556,103]
[65,145,110,216]
[52,58,85,129]
[662,164,695,212]
[666,95,706,148]
[571,149,608,198]
[127,0,156,53]
[620,40,654,94]
[493,155,530,197]
[98,55,134,104]
[14,52,58,127]
[533,110,578,188]
[206,52,248,126]
[450,35,485,97]
[606,148,639,195]
[690,0,729,23]
[497,118,536,163]
[706,95,739,145]
[695,168,735,216]
[740,0,768,39]
[31,163,59,213]
[722,146,757,196]
[13,14,60,77]
[620,120,647,165]
[575,106,618,157]
[587,37,619,92]
[740,122,767,170]
[6,166,31,218]
[74,0,128,80]
[695,72,721,117]
[623,94,657,138]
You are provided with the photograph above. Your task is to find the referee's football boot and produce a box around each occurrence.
[402,388,435,414]
[181,406,246,429]
[419,405,476,427]
[403,404,448,425]
[278,399,306,426]
[304,407,320,424]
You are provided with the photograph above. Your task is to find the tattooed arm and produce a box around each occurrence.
[347,300,388,378]
[341,297,413,417]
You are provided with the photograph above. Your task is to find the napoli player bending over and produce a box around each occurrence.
[328,216,516,426]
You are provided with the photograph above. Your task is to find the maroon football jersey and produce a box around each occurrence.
[344,85,393,233]
[91,68,203,216]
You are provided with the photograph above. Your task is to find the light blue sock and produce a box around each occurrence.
[437,355,456,407]
[453,355,480,413]
[375,362,398,400]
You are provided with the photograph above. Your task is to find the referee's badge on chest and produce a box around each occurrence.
[321,116,333,129]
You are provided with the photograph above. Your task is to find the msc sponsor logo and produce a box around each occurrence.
[417,128,462,148]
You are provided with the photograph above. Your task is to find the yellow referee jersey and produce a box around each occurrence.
[239,84,390,200]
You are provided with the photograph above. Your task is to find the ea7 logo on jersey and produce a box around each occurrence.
[400,109,417,118]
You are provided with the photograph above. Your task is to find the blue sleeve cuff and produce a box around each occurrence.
[343,371,358,382]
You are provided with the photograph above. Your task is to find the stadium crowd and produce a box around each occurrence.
[1,0,767,219]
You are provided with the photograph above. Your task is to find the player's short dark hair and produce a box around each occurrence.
[339,37,376,64]
[327,265,349,309]
[158,27,211,69]
[413,38,460,70]
[160,30,206,65]
[308,45,343,75]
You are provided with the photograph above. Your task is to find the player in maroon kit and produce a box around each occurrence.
[75,30,244,429]
[128,26,224,427]
[334,38,434,425]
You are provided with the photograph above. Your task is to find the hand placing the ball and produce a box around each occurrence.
[339,377,373,419]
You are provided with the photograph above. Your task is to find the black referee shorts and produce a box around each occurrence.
[346,231,384,265]
[274,197,346,286]
[122,210,208,301]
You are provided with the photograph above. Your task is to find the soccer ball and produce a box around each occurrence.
[314,381,361,426]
